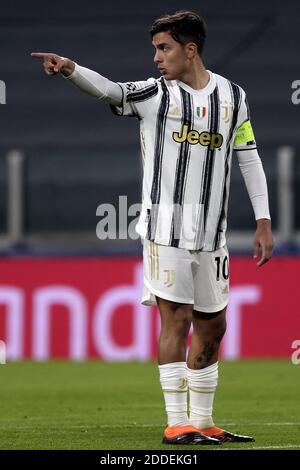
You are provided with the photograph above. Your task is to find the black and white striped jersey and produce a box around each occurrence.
[111,71,258,251]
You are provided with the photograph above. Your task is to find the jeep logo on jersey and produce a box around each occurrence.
[172,125,223,150]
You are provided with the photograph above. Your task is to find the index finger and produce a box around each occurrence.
[31,52,51,58]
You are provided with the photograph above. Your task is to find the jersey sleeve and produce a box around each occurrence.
[233,90,257,151]
[110,78,160,119]
[234,90,271,220]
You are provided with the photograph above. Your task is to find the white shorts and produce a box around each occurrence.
[141,238,229,313]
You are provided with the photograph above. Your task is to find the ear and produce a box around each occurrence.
[185,42,198,59]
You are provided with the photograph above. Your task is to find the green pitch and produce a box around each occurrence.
[0,360,299,450]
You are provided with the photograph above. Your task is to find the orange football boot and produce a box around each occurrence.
[162,425,221,445]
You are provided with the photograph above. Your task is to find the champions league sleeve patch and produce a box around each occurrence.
[125,82,137,92]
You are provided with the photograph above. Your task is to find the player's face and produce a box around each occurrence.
[152,32,191,80]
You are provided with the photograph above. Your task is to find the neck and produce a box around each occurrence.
[178,59,210,90]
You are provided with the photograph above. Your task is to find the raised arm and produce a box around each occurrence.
[31,52,122,106]
[31,52,75,76]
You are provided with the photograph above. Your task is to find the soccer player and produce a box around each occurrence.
[32,11,273,445]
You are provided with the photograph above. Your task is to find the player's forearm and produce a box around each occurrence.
[236,148,271,221]
[63,63,122,106]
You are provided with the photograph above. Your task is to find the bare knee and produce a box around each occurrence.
[169,312,191,338]
[158,298,192,339]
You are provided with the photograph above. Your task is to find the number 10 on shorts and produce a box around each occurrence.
[215,256,229,281]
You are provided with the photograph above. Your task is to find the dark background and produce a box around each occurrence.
[0,0,299,252]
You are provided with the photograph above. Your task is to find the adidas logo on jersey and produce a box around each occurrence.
[169,106,181,116]
[172,124,223,150]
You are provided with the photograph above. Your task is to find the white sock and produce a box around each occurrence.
[187,362,218,429]
[158,362,189,427]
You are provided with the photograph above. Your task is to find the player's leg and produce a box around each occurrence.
[188,308,253,442]
[187,307,226,429]
[157,297,191,427]
[157,296,220,445]
[187,245,254,442]
[157,296,191,365]
[141,239,220,444]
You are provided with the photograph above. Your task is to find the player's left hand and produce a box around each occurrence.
[253,219,274,267]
